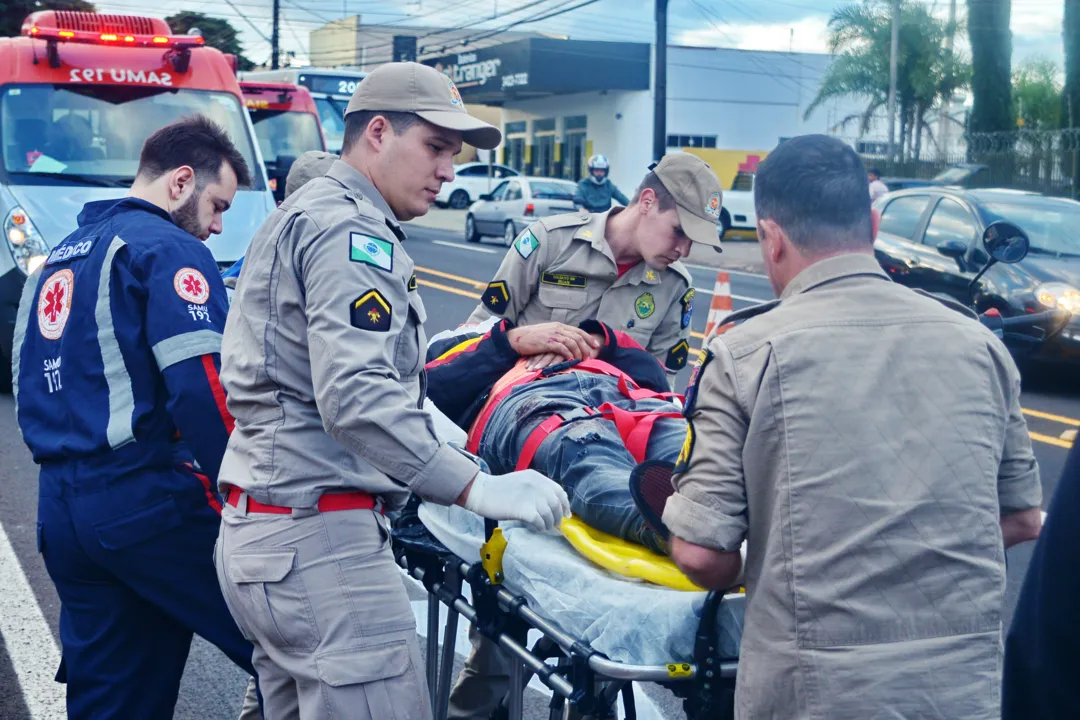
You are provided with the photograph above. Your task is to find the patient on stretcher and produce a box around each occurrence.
[425,318,687,555]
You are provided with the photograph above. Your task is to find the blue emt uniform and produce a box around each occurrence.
[12,197,255,719]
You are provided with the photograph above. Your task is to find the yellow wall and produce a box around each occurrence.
[453,104,503,164]
[679,148,770,190]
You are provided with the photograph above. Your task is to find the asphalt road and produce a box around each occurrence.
[0,223,1076,719]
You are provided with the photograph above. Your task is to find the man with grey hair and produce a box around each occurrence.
[662,134,1042,718]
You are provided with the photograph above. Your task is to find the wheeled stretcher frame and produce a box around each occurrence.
[392,507,738,720]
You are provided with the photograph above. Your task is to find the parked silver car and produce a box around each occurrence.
[465,176,579,245]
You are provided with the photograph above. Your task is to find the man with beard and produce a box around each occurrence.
[12,115,261,719]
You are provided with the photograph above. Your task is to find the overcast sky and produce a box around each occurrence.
[90,0,1065,73]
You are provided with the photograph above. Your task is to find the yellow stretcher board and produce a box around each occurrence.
[559,515,704,592]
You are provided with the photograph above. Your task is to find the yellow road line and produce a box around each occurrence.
[416,279,481,300]
[415,265,487,289]
[1029,431,1075,449]
[1022,408,1080,427]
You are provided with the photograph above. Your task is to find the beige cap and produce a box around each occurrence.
[345,62,502,150]
[652,153,724,248]
[284,150,338,199]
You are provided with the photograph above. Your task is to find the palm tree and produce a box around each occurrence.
[805,0,970,161]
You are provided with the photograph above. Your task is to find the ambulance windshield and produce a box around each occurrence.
[1,84,264,190]
[250,109,324,167]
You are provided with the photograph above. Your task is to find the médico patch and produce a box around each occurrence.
[174,268,210,305]
[38,269,74,340]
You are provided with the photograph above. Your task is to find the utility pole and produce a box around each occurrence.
[938,0,957,156]
[271,0,281,70]
[653,0,668,163]
[887,0,900,162]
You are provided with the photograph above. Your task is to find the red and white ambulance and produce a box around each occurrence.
[0,11,274,388]
[240,81,326,203]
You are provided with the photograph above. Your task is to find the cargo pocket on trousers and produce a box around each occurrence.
[315,639,424,720]
[227,549,320,653]
[93,496,183,550]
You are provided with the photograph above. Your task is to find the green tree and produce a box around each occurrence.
[1,0,96,38]
[805,0,969,160]
[165,11,253,71]
[1013,57,1062,129]
[967,0,1013,133]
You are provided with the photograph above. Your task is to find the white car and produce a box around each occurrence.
[721,170,757,237]
[436,162,519,209]
[465,177,580,245]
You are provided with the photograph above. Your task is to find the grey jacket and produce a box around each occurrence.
[665,252,1041,720]
[218,160,478,509]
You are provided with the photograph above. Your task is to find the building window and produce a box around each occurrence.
[505,121,527,135]
[564,115,587,131]
[534,117,556,132]
[666,134,717,149]
[857,140,889,156]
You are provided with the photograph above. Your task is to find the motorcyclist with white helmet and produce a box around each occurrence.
[573,153,629,212]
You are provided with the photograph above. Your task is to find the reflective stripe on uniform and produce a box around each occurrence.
[11,266,44,422]
[151,329,223,371]
[96,235,136,450]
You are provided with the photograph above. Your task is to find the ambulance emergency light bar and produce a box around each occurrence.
[21,11,205,50]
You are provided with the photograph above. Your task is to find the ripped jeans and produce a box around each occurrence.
[478,372,686,554]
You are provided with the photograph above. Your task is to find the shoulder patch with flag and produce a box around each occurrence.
[514,229,540,260]
[680,288,695,329]
[350,233,394,273]
[351,289,392,332]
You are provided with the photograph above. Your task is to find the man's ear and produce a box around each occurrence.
[364,115,390,150]
[758,219,786,265]
[168,166,196,201]
[636,187,655,215]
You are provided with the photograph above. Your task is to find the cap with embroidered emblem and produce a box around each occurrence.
[344,62,501,149]
[650,153,724,248]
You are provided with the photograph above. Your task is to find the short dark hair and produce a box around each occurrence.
[341,111,421,154]
[138,115,252,188]
[629,172,677,212]
[868,167,881,178]
[754,134,872,253]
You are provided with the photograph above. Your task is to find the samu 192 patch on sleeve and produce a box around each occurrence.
[482,280,510,315]
[514,229,540,260]
[350,289,392,332]
[665,339,689,371]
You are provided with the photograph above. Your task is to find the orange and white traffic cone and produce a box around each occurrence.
[703,270,733,339]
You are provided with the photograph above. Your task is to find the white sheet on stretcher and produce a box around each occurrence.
[419,323,742,667]
[418,502,743,667]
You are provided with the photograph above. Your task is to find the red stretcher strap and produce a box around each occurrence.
[515,404,683,471]
[225,487,378,514]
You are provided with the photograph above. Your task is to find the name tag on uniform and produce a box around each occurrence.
[46,235,97,266]
[540,272,587,289]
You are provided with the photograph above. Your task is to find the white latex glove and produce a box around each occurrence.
[463,469,571,532]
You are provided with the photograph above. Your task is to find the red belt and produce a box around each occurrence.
[225,487,380,514]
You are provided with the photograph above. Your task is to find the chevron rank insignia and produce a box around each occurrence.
[483,280,511,315]
[665,340,690,371]
[408,274,418,291]
[351,289,392,332]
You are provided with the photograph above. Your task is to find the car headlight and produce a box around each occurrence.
[4,206,49,275]
[1036,282,1080,314]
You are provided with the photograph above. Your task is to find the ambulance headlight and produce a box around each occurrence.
[4,206,49,275]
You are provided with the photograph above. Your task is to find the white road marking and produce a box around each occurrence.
[406,575,668,719]
[693,287,771,303]
[684,263,767,280]
[0,522,65,718]
[432,240,500,255]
